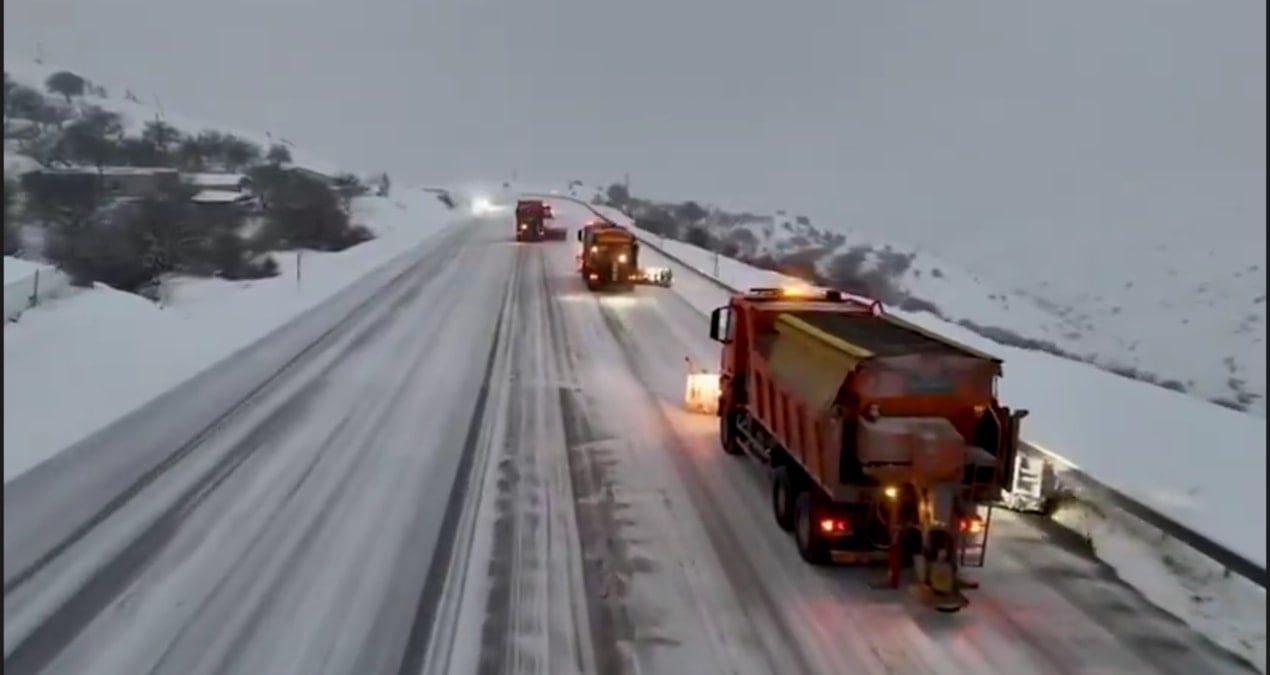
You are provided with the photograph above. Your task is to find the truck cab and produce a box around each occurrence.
[578,223,640,291]
[515,199,549,241]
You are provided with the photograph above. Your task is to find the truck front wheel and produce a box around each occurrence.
[794,491,831,565]
[719,410,743,455]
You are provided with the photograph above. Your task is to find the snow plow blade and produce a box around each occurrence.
[543,227,568,241]
[684,370,721,415]
[633,267,673,288]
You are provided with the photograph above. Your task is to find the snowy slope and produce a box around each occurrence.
[4,58,341,177]
[586,185,1266,418]
[4,189,456,482]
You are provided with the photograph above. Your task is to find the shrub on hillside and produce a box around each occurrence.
[634,208,677,238]
[330,173,368,210]
[606,183,630,206]
[684,225,714,250]
[178,131,261,172]
[56,107,124,169]
[20,170,103,229]
[724,227,758,255]
[675,200,708,224]
[45,204,159,292]
[141,120,182,157]
[5,83,46,119]
[253,168,372,251]
[3,179,19,255]
[210,229,279,280]
[39,179,271,291]
[45,71,86,104]
[266,143,292,166]
[824,246,903,303]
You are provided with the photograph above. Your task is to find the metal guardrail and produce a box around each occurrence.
[1026,444,1266,588]
[523,193,1267,589]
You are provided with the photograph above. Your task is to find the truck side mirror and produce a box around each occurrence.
[576,231,583,241]
[709,307,733,343]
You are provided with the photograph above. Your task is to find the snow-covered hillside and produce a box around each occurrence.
[4,61,458,479]
[4,59,340,178]
[576,183,1265,417]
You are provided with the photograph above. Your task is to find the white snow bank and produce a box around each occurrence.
[1054,499,1265,672]
[4,151,42,177]
[3,190,453,482]
[580,202,1267,573]
[4,257,76,322]
[4,256,48,285]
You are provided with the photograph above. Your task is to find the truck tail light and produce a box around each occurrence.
[819,518,850,534]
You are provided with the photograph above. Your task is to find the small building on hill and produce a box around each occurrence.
[23,166,180,199]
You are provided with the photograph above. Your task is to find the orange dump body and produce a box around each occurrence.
[717,290,1021,504]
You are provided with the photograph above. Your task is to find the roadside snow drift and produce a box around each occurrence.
[3,190,454,482]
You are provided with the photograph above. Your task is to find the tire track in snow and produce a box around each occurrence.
[396,242,518,675]
[588,303,824,675]
[538,248,797,675]
[3,223,474,599]
[542,276,639,675]
[475,245,600,675]
[475,245,540,675]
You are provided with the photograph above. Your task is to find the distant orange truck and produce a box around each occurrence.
[576,221,671,292]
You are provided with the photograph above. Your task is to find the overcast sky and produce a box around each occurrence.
[5,0,1264,275]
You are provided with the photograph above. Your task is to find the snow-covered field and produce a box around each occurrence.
[2,58,466,479]
[537,195,1266,669]
[3,190,456,481]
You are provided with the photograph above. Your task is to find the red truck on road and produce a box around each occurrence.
[515,199,566,242]
[687,286,1027,612]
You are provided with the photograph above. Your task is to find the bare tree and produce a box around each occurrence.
[45,71,86,104]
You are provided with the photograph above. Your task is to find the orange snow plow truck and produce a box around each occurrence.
[576,221,672,292]
[515,199,567,242]
[686,287,1028,612]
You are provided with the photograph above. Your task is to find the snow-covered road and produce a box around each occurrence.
[3,215,1256,675]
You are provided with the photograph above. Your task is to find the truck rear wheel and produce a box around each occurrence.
[772,466,797,532]
[794,491,831,565]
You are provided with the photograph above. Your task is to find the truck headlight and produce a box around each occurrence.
[618,253,628,263]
